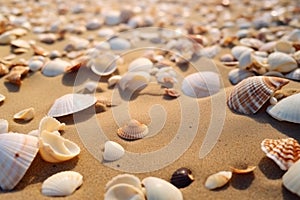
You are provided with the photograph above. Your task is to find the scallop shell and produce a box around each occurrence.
[117,119,149,140]
[105,174,142,191]
[261,138,300,170]
[205,171,232,190]
[42,59,71,77]
[181,71,220,98]
[47,93,97,117]
[119,71,150,91]
[103,141,125,162]
[0,93,5,103]
[39,130,80,163]
[285,68,300,81]
[128,57,153,72]
[41,171,83,197]
[266,93,300,124]
[170,167,194,188]
[0,133,39,190]
[0,119,8,134]
[283,159,300,197]
[228,68,255,85]
[90,53,118,76]
[267,52,298,73]
[227,76,289,114]
[13,107,35,121]
[142,177,183,200]
[39,116,65,134]
[104,183,145,200]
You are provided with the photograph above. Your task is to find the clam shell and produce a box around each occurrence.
[275,40,295,54]
[205,171,232,190]
[109,38,131,50]
[105,174,142,191]
[261,138,300,170]
[0,32,15,45]
[227,76,289,114]
[0,133,39,190]
[267,52,297,73]
[104,183,145,200]
[231,46,253,60]
[39,130,80,163]
[142,177,183,200]
[170,167,194,188]
[47,93,97,117]
[181,71,220,98]
[228,68,255,85]
[108,75,122,87]
[41,171,83,197]
[103,141,125,162]
[285,68,300,81]
[0,119,8,134]
[266,93,300,124]
[42,59,71,77]
[29,60,44,71]
[39,116,65,134]
[283,159,300,197]
[128,58,153,72]
[90,53,118,76]
[239,38,264,49]
[117,119,149,140]
[0,93,5,103]
[119,71,150,91]
[13,107,35,121]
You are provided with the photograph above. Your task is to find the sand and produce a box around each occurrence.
[0,0,300,199]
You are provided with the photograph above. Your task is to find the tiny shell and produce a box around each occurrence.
[128,58,153,72]
[268,52,297,73]
[0,32,15,45]
[11,39,30,49]
[170,167,194,188]
[83,81,98,92]
[103,141,125,162]
[0,64,9,76]
[261,138,300,170]
[104,183,145,200]
[42,59,71,77]
[283,159,300,197]
[104,11,121,26]
[205,171,232,190]
[117,119,149,140]
[285,68,300,81]
[228,68,255,85]
[105,174,142,191]
[239,38,264,50]
[0,119,8,134]
[13,107,35,121]
[164,88,180,98]
[108,75,122,87]
[41,171,83,197]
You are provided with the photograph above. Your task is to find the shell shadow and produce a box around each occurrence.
[4,82,20,92]
[258,157,285,180]
[230,173,255,190]
[282,185,300,200]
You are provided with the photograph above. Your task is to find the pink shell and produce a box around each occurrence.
[227,76,289,114]
[117,119,148,140]
[261,138,300,170]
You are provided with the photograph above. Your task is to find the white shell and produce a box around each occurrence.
[86,19,102,30]
[11,39,30,49]
[285,68,300,81]
[104,183,145,200]
[0,32,15,45]
[84,81,98,92]
[228,68,255,85]
[39,130,81,163]
[205,171,232,190]
[238,50,252,69]
[0,119,8,134]
[105,174,142,191]
[267,93,300,124]
[42,59,71,77]
[103,141,125,162]
[283,159,300,197]
[104,11,121,26]
[0,94,5,103]
[39,116,65,134]
[142,177,183,200]
[29,60,44,71]
[128,58,153,72]
[0,133,39,190]
[181,71,220,98]
[108,75,122,87]
[90,53,118,76]
[41,171,83,197]
[109,38,131,50]
[119,72,150,91]
[98,28,115,38]
[231,46,253,60]
[268,52,298,73]
[47,93,97,117]
[13,107,35,121]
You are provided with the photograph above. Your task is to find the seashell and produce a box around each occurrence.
[5,66,29,85]
[13,107,35,121]
[39,130,80,163]
[108,75,122,87]
[170,167,194,188]
[104,11,121,26]
[28,60,44,72]
[142,177,183,200]
[90,53,118,76]
[220,54,238,66]
[49,50,62,59]
[267,52,297,73]
[86,19,102,30]
[227,76,289,114]
[266,93,300,124]
[39,116,65,134]
[104,183,145,200]
[263,71,285,78]
[228,68,255,85]
[119,71,150,91]
[239,38,264,50]
[259,41,276,52]
[13,48,28,54]
[238,50,253,69]
[128,58,153,72]
[275,40,295,54]
[164,88,180,98]
[48,93,97,117]
[205,171,232,190]
[0,63,9,76]
[0,119,8,134]
[230,165,256,174]
[117,119,149,140]
[109,38,131,50]
[0,32,15,45]
[105,174,142,191]
[103,141,125,162]
[231,46,253,60]
[98,28,115,38]
[285,68,300,81]
[269,96,278,105]
[42,59,71,77]
[38,33,57,44]
[181,71,220,98]
[0,133,39,190]
[41,171,83,197]
[11,39,30,49]
[197,45,221,59]
[0,93,5,103]
[283,159,300,197]
[261,138,300,170]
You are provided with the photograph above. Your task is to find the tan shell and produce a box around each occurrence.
[230,166,256,174]
[13,107,35,121]
[164,88,180,98]
[268,52,297,73]
[117,119,149,140]
[205,171,232,190]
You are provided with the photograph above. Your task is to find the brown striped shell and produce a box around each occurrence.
[261,138,300,171]
[117,119,148,140]
[227,76,289,114]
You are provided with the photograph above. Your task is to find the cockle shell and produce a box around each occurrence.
[117,119,149,140]
[285,68,300,81]
[39,116,65,134]
[39,130,80,163]
[181,71,220,98]
[104,183,145,200]
[0,133,39,190]
[128,57,153,72]
[119,72,150,91]
[103,141,125,162]
[267,52,297,73]
[42,59,71,77]
[283,159,300,197]
[90,53,118,76]
[47,93,97,117]
[13,107,35,121]
[261,138,300,170]
[0,119,8,134]
[266,93,300,124]
[105,174,142,191]
[228,68,255,85]
[227,76,289,114]
[205,171,232,190]
[142,177,183,200]
[41,171,83,197]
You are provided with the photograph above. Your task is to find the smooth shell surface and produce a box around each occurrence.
[42,59,71,77]
[13,107,35,121]
[170,167,194,188]
[0,119,8,134]
[48,93,97,117]
[267,93,300,124]
[0,133,39,190]
[90,53,118,76]
[228,68,255,85]
[285,68,300,81]
[41,171,83,197]
[268,52,297,73]
[109,38,131,50]
[261,138,300,170]
[119,72,150,91]
[128,58,153,72]
[104,183,145,200]
[103,141,125,162]
[283,159,300,197]
[205,171,232,190]
[227,76,289,114]
[117,119,149,140]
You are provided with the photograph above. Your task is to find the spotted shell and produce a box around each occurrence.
[227,76,289,114]
[117,119,148,140]
[261,138,300,170]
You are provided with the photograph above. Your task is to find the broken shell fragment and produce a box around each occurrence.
[0,119,8,134]
[103,141,125,162]
[170,167,194,188]
[39,116,65,134]
[13,107,35,121]
[283,159,300,197]
[117,119,149,140]
[41,171,83,197]
[205,171,232,190]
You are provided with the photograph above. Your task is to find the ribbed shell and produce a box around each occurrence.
[227,76,289,114]
[117,119,148,140]
[0,133,39,190]
[261,138,300,170]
